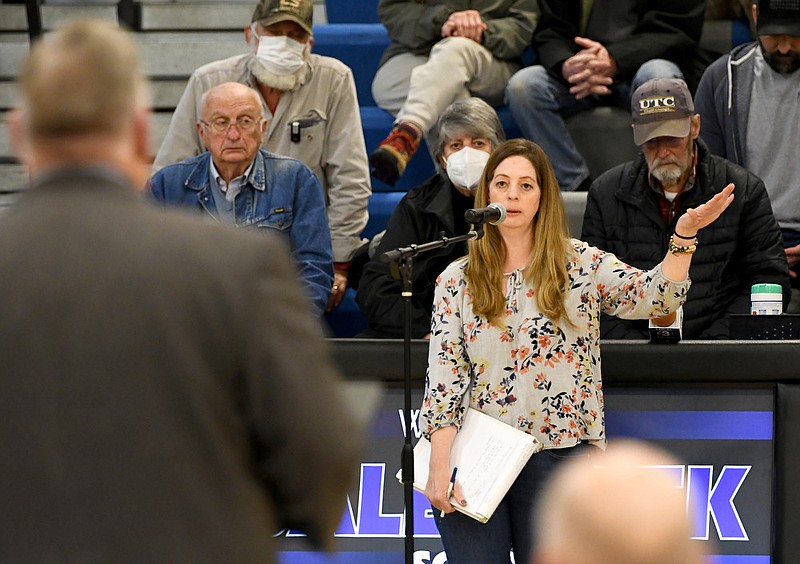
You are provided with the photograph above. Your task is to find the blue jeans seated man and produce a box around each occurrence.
[505,0,707,191]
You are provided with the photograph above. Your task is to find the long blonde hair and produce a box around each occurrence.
[465,139,573,327]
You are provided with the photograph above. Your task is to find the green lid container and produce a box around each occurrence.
[751,283,783,294]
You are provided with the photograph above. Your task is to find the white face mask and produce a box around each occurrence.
[446,146,490,192]
[253,32,307,76]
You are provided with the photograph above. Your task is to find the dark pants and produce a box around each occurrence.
[782,229,800,288]
[433,442,594,564]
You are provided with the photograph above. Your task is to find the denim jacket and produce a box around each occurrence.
[149,150,333,317]
[152,53,370,263]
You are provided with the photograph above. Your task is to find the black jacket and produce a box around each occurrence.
[534,0,711,91]
[0,168,360,562]
[581,139,790,339]
[357,174,473,338]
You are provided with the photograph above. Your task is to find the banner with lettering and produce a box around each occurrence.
[277,386,773,563]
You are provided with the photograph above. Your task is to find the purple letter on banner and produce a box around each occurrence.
[357,464,403,535]
[688,465,750,541]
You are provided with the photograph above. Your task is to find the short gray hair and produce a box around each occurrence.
[18,19,149,139]
[430,97,505,175]
[199,82,263,121]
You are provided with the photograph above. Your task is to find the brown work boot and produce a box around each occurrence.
[370,122,421,186]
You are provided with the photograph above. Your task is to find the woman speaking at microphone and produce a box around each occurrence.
[421,139,734,563]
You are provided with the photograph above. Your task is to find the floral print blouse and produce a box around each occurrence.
[421,239,690,450]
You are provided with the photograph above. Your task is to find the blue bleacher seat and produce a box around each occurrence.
[325,0,380,24]
[363,191,406,240]
[495,106,523,139]
[325,289,368,337]
[731,18,753,47]
[312,24,388,107]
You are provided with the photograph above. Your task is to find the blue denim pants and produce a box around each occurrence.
[433,442,594,563]
[505,59,683,191]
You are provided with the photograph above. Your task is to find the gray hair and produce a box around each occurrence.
[430,97,506,175]
[199,82,264,121]
[18,19,150,139]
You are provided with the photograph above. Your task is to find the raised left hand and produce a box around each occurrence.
[674,183,735,237]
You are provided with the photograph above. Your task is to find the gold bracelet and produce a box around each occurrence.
[668,234,697,255]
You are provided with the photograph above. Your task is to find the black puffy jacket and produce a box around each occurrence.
[357,175,474,338]
[581,139,790,339]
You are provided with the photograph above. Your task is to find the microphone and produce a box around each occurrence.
[464,203,506,225]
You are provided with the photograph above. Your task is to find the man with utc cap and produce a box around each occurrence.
[153,0,371,312]
[695,0,800,290]
[581,77,789,339]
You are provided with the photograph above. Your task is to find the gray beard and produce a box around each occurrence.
[651,164,683,186]
[247,55,308,92]
[648,138,694,188]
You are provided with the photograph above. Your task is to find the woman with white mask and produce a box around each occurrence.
[357,98,505,338]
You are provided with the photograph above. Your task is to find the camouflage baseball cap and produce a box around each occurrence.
[251,0,313,35]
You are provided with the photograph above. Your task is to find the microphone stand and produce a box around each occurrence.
[380,225,484,564]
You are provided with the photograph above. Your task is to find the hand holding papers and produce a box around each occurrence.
[440,467,458,518]
[399,408,540,523]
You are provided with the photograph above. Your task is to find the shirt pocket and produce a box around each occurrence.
[244,207,294,232]
[283,109,327,180]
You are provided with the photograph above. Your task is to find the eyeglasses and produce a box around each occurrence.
[200,116,260,134]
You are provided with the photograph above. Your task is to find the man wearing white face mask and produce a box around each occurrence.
[248,21,308,92]
[357,98,505,338]
[153,0,371,313]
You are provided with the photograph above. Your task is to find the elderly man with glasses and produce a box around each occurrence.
[153,0,370,312]
[150,81,333,318]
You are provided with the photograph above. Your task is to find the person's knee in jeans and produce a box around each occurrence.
[631,59,683,93]
[506,65,555,113]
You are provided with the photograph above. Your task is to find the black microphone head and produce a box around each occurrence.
[464,204,507,225]
[464,207,483,224]
[488,203,506,225]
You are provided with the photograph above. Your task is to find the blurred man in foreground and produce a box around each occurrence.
[1,19,361,562]
[531,440,705,564]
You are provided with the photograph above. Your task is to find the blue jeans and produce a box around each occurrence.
[505,59,683,191]
[433,443,594,563]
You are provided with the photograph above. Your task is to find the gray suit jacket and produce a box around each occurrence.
[0,166,360,563]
